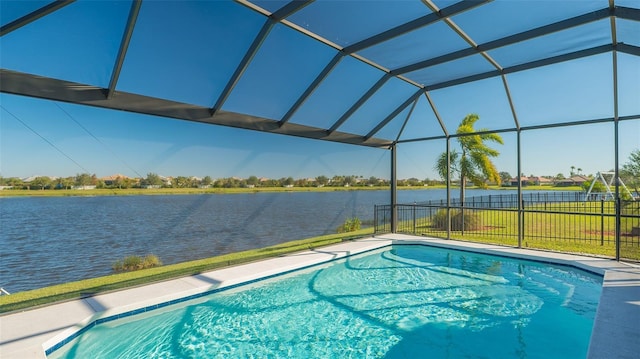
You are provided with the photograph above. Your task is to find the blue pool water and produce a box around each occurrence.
[49,245,602,358]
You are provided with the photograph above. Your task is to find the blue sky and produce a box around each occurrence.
[0,94,391,180]
[1,1,638,181]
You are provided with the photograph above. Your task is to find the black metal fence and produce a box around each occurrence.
[374,192,640,262]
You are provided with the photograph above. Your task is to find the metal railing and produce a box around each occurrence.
[374,192,640,262]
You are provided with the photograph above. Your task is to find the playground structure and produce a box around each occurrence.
[584,172,635,201]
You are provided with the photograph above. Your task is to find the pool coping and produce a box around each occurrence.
[1,234,638,359]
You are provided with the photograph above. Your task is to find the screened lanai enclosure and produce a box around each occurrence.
[1,0,639,262]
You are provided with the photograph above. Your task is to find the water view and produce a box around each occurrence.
[3,189,524,292]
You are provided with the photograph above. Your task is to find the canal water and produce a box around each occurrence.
[2,189,514,293]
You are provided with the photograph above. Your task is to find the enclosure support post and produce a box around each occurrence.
[613,47,621,261]
[601,199,605,246]
[517,129,523,248]
[615,121,621,260]
[391,144,397,233]
[446,138,451,240]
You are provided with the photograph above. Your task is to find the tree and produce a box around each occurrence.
[1,177,24,188]
[173,176,190,188]
[570,166,576,176]
[144,173,163,187]
[219,177,240,188]
[295,178,309,187]
[330,175,344,186]
[55,176,74,189]
[75,173,93,187]
[30,176,51,190]
[621,149,640,196]
[582,179,606,193]
[201,176,213,187]
[499,171,512,184]
[112,176,124,189]
[262,178,279,187]
[246,175,259,187]
[344,175,355,186]
[435,114,503,204]
[315,175,328,187]
[114,176,133,189]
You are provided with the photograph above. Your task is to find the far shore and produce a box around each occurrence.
[0,185,583,198]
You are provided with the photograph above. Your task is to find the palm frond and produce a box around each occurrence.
[434,150,459,181]
[480,131,504,145]
[454,114,504,190]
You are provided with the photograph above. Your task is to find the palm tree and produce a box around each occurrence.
[435,114,503,206]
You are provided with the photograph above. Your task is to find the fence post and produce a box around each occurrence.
[519,199,525,247]
[601,199,605,246]
[374,205,377,233]
[383,207,387,233]
[413,203,417,234]
[616,197,621,261]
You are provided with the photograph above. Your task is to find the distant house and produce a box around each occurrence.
[22,176,37,183]
[510,176,530,186]
[22,175,57,183]
[160,176,172,186]
[531,176,554,186]
[509,176,553,186]
[555,175,589,187]
[101,174,128,186]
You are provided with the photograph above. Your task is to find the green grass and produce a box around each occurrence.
[407,205,640,261]
[0,228,374,313]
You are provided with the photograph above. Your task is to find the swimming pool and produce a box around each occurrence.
[48,245,602,358]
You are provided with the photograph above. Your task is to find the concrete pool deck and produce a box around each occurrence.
[1,234,639,358]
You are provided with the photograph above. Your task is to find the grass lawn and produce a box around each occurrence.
[407,204,640,261]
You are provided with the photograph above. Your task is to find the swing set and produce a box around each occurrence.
[584,171,635,201]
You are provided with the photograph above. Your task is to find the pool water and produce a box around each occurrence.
[49,245,602,358]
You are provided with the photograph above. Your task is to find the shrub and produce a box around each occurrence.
[337,217,361,233]
[431,209,448,230]
[113,254,162,272]
[430,209,481,231]
[142,254,162,268]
